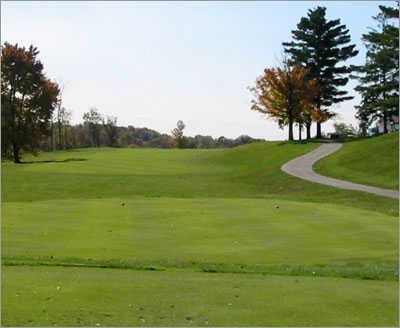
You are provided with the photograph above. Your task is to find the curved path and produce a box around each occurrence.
[281,143,399,199]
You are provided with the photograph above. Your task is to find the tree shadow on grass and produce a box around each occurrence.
[21,158,87,164]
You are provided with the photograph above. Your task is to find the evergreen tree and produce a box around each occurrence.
[353,5,399,134]
[283,6,358,138]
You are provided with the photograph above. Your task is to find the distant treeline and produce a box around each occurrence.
[39,123,263,151]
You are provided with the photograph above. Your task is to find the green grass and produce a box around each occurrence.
[3,197,398,280]
[3,266,398,327]
[3,142,398,215]
[315,132,399,189]
[2,140,399,326]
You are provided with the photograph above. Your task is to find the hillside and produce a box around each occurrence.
[314,132,399,189]
[3,142,397,215]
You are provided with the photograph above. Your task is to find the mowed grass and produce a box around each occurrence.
[3,142,398,215]
[4,266,398,327]
[3,197,398,280]
[2,140,399,326]
[315,132,399,189]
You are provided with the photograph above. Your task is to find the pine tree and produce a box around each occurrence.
[353,5,399,134]
[283,6,358,138]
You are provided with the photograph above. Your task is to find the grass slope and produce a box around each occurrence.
[2,141,399,326]
[315,132,399,189]
[2,142,397,215]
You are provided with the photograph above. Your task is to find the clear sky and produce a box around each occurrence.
[1,1,394,140]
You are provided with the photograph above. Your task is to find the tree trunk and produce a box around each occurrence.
[64,126,69,149]
[306,122,311,140]
[316,99,322,139]
[58,121,62,149]
[383,112,388,134]
[13,143,21,163]
[298,124,302,141]
[50,122,54,151]
[288,120,294,141]
[382,70,388,134]
[316,122,322,139]
[362,127,367,137]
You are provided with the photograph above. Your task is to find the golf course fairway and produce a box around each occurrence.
[2,140,398,326]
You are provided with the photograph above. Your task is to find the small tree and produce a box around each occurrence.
[171,120,186,148]
[102,116,118,147]
[250,63,320,141]
[333,122,357,138]
[1,42,60,162]
[83,108,102,147]
[55,104,71,150]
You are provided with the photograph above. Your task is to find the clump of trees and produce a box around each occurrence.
[353,5,399,135]
[1,42,60,163]
[283,6,358,138]
[251,6,358,140]
[82,108,103,147]
[103,115,118,147]
[252,4,398,139]
[333,122,357,139]
[251,63,321,141]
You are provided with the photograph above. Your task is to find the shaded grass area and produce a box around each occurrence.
[3,266,398,327]
[315,132,399,189]
[4,256,397,281]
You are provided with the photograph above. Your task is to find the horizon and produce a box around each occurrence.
[1,1,393,140]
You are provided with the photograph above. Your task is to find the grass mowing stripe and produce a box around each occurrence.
[3,257,398,281]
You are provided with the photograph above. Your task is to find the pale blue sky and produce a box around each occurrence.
[1,1,393,139]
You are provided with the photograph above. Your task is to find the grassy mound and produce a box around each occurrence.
[315,132,399,189]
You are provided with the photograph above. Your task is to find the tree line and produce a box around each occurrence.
[1,43,262,163]
[39,109,262,151]
[251,4,399,140]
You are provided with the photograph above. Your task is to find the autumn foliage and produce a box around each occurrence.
[251,64,320,141]
[1,42,60,163]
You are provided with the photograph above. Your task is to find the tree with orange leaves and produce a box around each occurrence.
[1,42,60,163]
[250,63,319,141]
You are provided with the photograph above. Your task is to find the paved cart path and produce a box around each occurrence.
[281,143,399,199]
